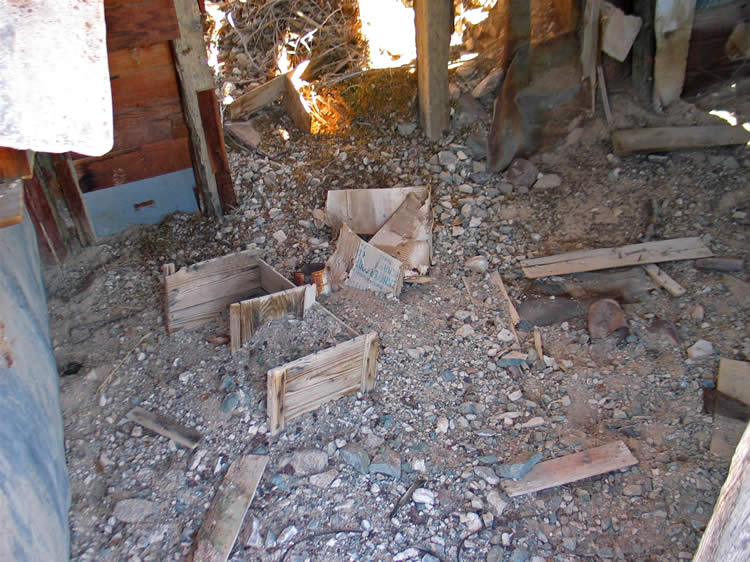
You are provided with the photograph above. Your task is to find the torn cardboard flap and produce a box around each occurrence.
[326,186,430,235]
[326,224,404,296]
[369,191,432,272]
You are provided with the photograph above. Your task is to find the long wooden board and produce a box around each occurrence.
[695,421,750,561]
[163,250,264,334]
[197,89,236,212]
[226,75,286,121]
[267,332,379,434]
[612,126,750,154]
[0,147,34,181]
[126,406,202,449]
[520,237,713,278]
[192,454,268,562]
[104,0,180,52]
[501,441,638,497]
[229,285,316,352]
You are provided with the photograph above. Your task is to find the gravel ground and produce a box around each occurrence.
[46,18,750,562]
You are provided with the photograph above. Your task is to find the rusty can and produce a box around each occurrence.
[293,272,305,286]
[311,268,330,295]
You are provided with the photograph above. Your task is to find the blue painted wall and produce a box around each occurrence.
[83,168,199,237]
[0,213,70,561]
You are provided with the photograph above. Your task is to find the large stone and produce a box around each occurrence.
[279,448,329,476]
[340,447,370,474]
[113,499,154,523]
[497,452,543,480]
[518,298,584,326]
[587,298,627,339]
[687,339,714,359]
[472,66,505,98]
[370,449,401,479]
[507,158,538,188]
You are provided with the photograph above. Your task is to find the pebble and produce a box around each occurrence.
[497,452,543,480]
[438,151,458,168]
[465,256,489,273]
[508,159,538,188]
[412,488,436,505]
[533,173,561,190]
[486,490,508,516]
[623,484,642,496]
[309,469,338,488]
[371,449,402,479]
[687,339,714,359]
[587,298,626,339]
[341,447,370,474]
[272,230,287,243]
[278,525,299,543]
[113,499,154,523]
[474,465,500,485]
[280,448,329,476]
[497,328,515,342]
[436,416,449,434]
[456,325,475,338]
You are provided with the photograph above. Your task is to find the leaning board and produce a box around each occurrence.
[521,237,713,278]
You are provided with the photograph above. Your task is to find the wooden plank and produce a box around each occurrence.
[632,0,656,104]
[192,454,268,562]
[718,359,750,406]
[580,0,601,81]
[229,285,315,351]
[521,237,713,278]
[597,65,613,128]
[229,303,241,353]
[23,173,67,261]
[600,1,642,62]
[108,42,174,77]
[0,180,24,230]
[612,126,750,154]
[695,258,744,273]
[126,406,202,449]
[110,56,181,114]
[369,191,432,271]
[267,368,287,434]
[361,332,379,393]
[226,75,286,121]
[163,249,263,334]
[414,0,452,140]
[653,0,696,108]
[0,148,34,180]
[501,441,638,497]
[696,421,750,561]
[643,264,685,297]
[259,260,296,293]
[52,154,97,245]
[104,0,180,51]
[283,75,312,133]
[171,0,222,217]
[74,137,192,192]
[326,186,429,235]
[197,89,236,212]
[489,271,521,327]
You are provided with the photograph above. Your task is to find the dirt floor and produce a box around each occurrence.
[48,5,750,562]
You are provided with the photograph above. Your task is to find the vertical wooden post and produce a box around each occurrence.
[632,0,656,105]
[52,154,96,245]
[360,332,379,393]
[196,88,236,212]
[652,0,696,108]
[267,367,286,435]
[171,0,223,218]
[414,0,452,141]
[230,303,241,353]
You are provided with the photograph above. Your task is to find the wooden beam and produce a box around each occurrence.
[52,154,97,245]
[283,75,312,133]
[643,264,685,297]
[501,441,638,497]
[226,75,286,120]
[695,421,750,561]
[612,126,750,154]
[192,454,268,562]
[632,0,656,104]
[171,0,223,217]
[0,148,34,181]
[23,173,68,262]
[521,237,713,278]
[126,406,202,449]
[414,0,452,140]
[197,89,236,212]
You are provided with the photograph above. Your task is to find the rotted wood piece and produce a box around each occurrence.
[126,406,202,449]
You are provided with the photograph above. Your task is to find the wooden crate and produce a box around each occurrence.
[162,249,295,334]
[267,331,379,435]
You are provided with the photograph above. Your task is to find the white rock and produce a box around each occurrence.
[461,512,483,532]
[486,490,508,516]
[113,499,154,523]
[465,256,489,273]
[687,339,714,359]
[272,230,287,243]
[309,469,338,489]
[394,548,420,561]
[497,328,515,342]
[533,173,562,190]
[508,390,523,402]
[520,416,545,428]
[456,325,474,338]
[436,416,449,434]
[412,488,436,505]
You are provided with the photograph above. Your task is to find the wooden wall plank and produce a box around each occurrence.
[163,249,263,334]
[197,89,236,212]
[105,0,180,51]
[108,42,174,77]
[74,137,192,193]
[267,368,287,434]
[171,0,222,217]
[259,260,296,293]
[0,148,34,181]
[110,63,181,113]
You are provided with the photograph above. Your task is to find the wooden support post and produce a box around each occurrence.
[632,0,656,105]
[196,89,236,212]
[653,0,696,108]
[23,174,68,263]
[268,367,287,435]
[414,0,452,141]
[52,154,96,245]
[171,0,223,218]
[361,332,379,392]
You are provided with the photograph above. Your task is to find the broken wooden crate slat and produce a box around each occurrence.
[192,454,268,562]
[520,237,713,278]
[326,186,430,235]
[369,190,433,270]
[501,441,638,497]
[612,125,750,155]
[126,406,202,449]
[267,332,379,435]
[229,284,316,352]
[642,264,686,297]
[226,75,286,121]
[163,249,267,334]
